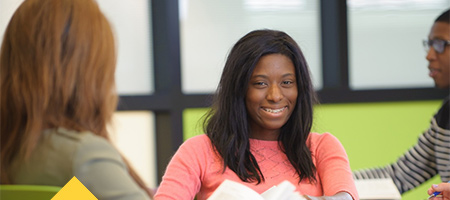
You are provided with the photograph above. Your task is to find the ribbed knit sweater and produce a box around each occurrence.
[155,133,358,200]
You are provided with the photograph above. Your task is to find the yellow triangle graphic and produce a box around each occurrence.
[52,176,98,200]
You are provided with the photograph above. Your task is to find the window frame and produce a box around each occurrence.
[117,0,448,182]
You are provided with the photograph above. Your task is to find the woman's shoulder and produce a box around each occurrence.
[11,128,120,185]
[48,127,123,165]
[41,128,103,153]
[180,134,212,150]
[44,127,109,145]
[184,134,210,142]
[308,132,338,142]
[172,134,219,162]
[307,132,342,149]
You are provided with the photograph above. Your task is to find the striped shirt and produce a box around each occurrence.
[353,97,450,194]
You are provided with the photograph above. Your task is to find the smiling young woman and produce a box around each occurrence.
[154,29,358,200]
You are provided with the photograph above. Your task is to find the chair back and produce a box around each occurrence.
[0,184,61,200]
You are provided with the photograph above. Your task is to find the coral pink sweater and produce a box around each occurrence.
[155,133,358,200]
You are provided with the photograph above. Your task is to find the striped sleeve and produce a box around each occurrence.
[353,117,450,194]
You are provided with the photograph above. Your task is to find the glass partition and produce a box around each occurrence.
[180,0,322,94]
[98,0,154,95]
[348,0,448,89]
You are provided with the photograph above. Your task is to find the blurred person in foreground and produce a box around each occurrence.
[0,0,153,199]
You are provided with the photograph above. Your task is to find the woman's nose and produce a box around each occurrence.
[267,85,283,102]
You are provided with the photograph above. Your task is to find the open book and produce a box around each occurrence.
[207,179,307,200]
[354,178,401,200]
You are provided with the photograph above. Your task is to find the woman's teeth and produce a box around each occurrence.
[263,107,285,113]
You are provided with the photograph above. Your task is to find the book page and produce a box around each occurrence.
[261,181,307,200]
[354,178,402,200]
[207,179,264,200]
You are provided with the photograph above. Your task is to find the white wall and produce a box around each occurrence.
[109,111,157,188]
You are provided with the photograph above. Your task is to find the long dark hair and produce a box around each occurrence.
[204,29,317,184]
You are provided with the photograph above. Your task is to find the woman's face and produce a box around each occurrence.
[245,53,298,140]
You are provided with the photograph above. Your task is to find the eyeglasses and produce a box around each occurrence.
[423,39,450,54]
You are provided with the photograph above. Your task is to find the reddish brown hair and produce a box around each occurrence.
[0,0,152,197]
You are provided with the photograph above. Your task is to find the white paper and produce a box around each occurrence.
[208,180,307,200]
[261,181,306,200]
[207,180,264,200]
[354,178,402,200]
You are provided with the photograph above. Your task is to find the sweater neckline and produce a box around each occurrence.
[249,138,281,149]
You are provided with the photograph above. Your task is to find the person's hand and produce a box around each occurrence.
[428,182,450,200]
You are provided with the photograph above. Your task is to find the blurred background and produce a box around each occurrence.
[1,0,449,199]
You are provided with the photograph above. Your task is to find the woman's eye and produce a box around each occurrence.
[282,81,293,85]
[254,82,267,86]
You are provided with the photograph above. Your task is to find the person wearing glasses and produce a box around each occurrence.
[353,8,449,198]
